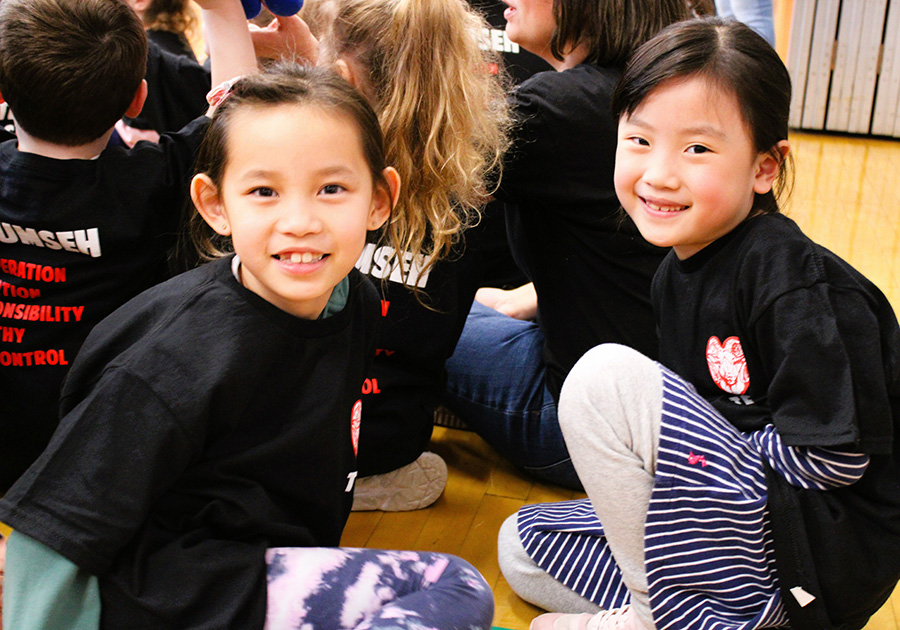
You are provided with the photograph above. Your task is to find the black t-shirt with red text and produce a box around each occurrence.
[355,232,485,475]
[0,117,208,491]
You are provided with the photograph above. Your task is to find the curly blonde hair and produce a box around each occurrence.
[143,0,197,39]
[310,0,511,276]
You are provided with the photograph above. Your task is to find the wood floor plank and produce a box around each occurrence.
[363,509,432,551]
[340,510,383,548]
[492,574,542,630]
[458,494,524,588]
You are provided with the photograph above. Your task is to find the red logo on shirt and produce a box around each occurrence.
[706,336,750,395]
[351,399,362,455]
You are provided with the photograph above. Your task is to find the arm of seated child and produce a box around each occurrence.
[3,531,100,630]
[195,0,258,104]
[749,424,870,490]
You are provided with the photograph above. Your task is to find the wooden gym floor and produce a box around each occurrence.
[341,130,900,629]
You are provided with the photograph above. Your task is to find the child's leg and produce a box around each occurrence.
[497,514,602,614]
[264,547,493,630]
[557,344,785,630]
[444,302,580,489]
[557,344,663,629]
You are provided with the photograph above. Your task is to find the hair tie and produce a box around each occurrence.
[206,76,243,108]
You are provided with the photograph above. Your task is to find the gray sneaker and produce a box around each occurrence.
[351,452,448,511]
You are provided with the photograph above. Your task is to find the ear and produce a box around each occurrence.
[334,58,360,88]
[368,166,400,230]
[753,140,789,195]
[124,80,148,119]
[130,0,153,12]
[191,173,231,235]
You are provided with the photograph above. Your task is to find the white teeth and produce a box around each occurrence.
[288,252,322,263]
[646,200,686,212]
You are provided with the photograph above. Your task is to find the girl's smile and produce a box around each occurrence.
[614,76,784,260]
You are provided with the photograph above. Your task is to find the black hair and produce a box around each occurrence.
[612,17,793,213]
[551,0,690,66]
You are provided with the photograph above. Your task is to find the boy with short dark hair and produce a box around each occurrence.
[0,0,257,493]
[0,0,149,148]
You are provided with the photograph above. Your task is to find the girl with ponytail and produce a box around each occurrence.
[306,0,512,511]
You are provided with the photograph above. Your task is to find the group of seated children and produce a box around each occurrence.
[0,1,898,630]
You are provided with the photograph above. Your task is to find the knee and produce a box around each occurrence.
[570,344,649,382]
[441,554,495,620]
[558,344,660,438]
[560,344,653,407]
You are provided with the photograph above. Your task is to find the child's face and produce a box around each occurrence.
[614,76,783,260]
[194,104,392,319]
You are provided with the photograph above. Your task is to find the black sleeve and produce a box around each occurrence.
[126,40,211,133]
[0,369,202,575]
[750,283,894,452]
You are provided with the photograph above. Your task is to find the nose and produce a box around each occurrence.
[276,199,324,235]
[641,150,680,190]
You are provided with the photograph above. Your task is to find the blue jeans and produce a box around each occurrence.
[443,302,581,489]
[715,0,775,47]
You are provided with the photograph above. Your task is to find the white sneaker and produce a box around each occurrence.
[530,606,647,630]
[351,452,447,511]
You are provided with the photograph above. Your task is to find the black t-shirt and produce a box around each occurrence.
[0,116,208,491]
[355,232,484,475]
[0,259,379,630]
[499,64,666,400]
[125,40,210,133]
[148,29,198,61]
[653,213,900,629]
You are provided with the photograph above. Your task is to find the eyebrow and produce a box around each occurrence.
[314,165,359,179]
[240,165,360,180]
[624,115,728,141]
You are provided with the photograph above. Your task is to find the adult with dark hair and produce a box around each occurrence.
[443,0,690,489]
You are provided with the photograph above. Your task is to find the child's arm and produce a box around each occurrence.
[749,425,870,490]
[195,0,258,95]
[3,531,100,630]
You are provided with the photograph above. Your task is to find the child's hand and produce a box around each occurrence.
[249,16,318,63]
[475,283,538,321]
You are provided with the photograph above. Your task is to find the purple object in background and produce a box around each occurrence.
[264,0,304,15]
[241,0,303,19]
